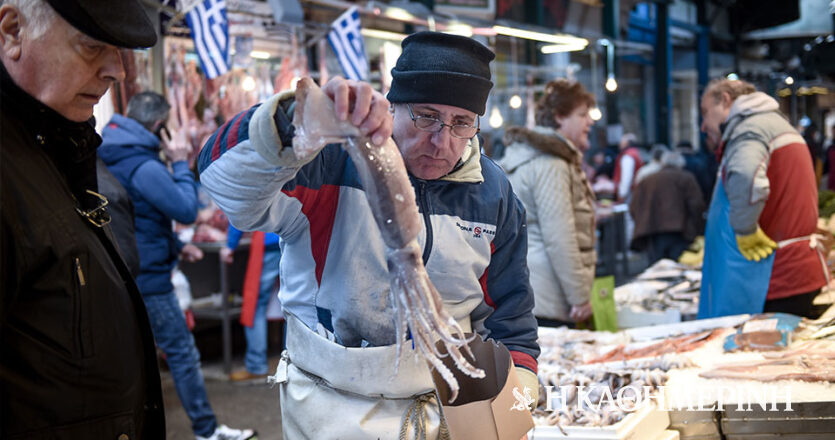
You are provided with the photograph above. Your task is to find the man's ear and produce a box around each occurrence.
[0,5,23,61]
[720,91,734,109]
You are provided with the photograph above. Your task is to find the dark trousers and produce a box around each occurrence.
[646,232,691,264]
[763,289,820,318]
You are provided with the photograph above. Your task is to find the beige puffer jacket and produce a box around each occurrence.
[498,126,597,322]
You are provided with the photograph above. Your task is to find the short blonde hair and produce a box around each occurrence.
[1,0,57,40]
[703,78,757,104]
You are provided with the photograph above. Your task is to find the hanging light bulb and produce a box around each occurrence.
[605,75,618,92]
[509,94,522,109]
[589,107,602,121]
[489,106,504,128]
[242,76,257,92]
[785,76,794,85]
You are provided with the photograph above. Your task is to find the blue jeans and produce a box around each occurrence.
[144,292,217,437]
[244,247,281,374]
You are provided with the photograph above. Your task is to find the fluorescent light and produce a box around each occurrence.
[444,22,473,37]
[541,42,588,53]
[493,25,588,46]
[250,50,271,59]
[385,7,414,21]
[361,28,408,42]
[589,107,602,121]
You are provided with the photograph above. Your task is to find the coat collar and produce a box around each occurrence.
[1,61,101,165]
[1,61,102,208]
[439,136,483,183]
[503,126,581,164]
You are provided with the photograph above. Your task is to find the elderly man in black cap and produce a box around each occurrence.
[198,31,539,438]
[0,1,258,438]
[0,0,165,439]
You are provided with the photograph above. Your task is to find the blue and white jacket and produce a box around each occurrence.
[198,93,539,372]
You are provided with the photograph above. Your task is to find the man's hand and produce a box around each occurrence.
[161,125,191,163]
[321,77,392,146]
[180,243,204,263]
[219,247,234,264]
[569,301,593,322]
[736,226,777,262]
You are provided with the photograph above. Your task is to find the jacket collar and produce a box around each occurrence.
[0,61,101,165]
[502,126,581,168]
[439,136,483,183]
[1,61,102,207]
[720,92,780,144]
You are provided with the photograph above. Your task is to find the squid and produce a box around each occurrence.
[292,78,484,402]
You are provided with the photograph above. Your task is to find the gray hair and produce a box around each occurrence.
[1,0,57,40]
[650,144,668,162]
[621,133,637,146]
[661,150,686,169]
[704,78,757,104]
[126,92,171,132]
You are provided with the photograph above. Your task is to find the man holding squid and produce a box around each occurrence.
[199,31,539,438]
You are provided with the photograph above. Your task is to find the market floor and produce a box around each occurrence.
[161,356,284,440]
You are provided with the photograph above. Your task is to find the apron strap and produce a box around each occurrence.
[777,234,831,287]
[399,392,451,440]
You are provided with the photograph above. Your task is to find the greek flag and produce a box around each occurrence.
[185,0,229,79]
[327,7,368,81]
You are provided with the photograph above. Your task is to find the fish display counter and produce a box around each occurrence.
[529,305,835,439]
[613,259,702,328]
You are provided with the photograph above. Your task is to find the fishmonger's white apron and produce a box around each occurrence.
[270,314,469,439]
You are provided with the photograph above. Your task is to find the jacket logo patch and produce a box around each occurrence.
[456,221,495,239]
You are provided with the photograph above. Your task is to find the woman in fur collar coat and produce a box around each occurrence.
[498,79,597,326]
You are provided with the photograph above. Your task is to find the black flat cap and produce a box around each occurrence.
[45,0,157,48]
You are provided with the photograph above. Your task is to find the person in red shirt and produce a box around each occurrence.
[698,78,825,319]
[613,133,644,202]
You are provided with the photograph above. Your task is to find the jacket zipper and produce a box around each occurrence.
[74,257,86,286]
[418,182,433,264]
[73,256,89,357]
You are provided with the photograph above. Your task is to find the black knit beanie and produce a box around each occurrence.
[387,31,495,115]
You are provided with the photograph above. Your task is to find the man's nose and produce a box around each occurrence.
[100,47,127,83]
[430,125,454,151]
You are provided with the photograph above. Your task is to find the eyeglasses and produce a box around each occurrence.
[74,190,111,228]
[406,104,480,139]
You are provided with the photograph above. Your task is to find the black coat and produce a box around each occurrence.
[0,65,165,439]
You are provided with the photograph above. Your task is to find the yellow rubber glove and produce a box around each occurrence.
[678,236,705,266]
[736,226,777,262]
[515,367,540,411]
[689,235,705,252]
[678,248,703,266]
